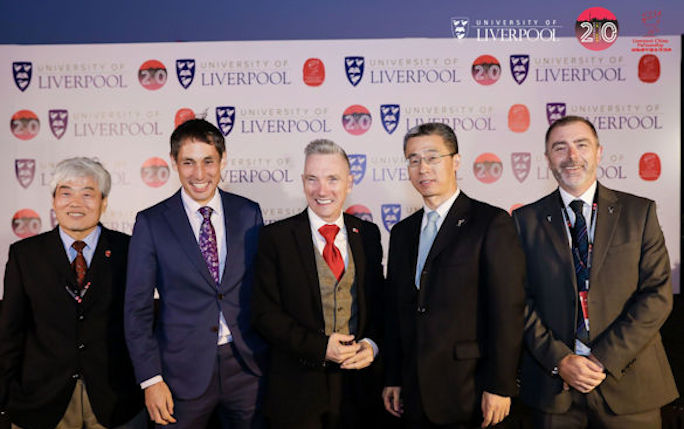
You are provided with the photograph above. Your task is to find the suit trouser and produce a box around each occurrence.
[268,369,361,429]
[11,380,147,429]
[530,389,661,429]
[160,342,264,429]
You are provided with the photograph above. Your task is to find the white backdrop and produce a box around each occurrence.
[2,36,680,293]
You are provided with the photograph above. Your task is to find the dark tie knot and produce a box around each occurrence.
[72,240,86,253]
[199,206,213,220]
[569,200,584,216]
[318,224,340,244]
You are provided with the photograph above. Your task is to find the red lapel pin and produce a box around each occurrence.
[352,227,359,233]
[105,250,111,258]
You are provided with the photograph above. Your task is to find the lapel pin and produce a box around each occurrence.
[105,250,111,258]
[608,206,614,214]
[352,227,359,233]
[457,219,466,227]
[546,215,552,222]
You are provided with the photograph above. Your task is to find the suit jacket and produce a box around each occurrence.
[0,226,142,429]
[251,211,384,421]
[512,183,678,414]
[385,192,525,425]
[125,189,266,400]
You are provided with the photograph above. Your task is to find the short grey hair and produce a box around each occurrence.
[304,139,350,169]
[50,157,112,198]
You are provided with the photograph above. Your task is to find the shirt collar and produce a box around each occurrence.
[59,224,101,250]
[559,181,597,209]
[307,207,345,232]
[423,189,460,219]
[180,187,223,218]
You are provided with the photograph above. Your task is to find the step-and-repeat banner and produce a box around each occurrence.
[1,34,681,293]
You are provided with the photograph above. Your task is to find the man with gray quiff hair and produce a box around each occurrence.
[50,156,112,198]
[305,138,351,169]
[252,138,384,428]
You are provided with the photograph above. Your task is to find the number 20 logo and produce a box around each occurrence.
[575,7,619,51]
[471,55,501,86]
[138,60,168,90]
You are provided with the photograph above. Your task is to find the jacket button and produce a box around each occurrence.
[211,326,219,333]
[72,373,80,379]
[78,344,85,350]
[218,293,224,300]
[417,307,427,314]
[78,315,85,321]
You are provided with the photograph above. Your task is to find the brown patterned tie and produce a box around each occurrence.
[71,241,87,289]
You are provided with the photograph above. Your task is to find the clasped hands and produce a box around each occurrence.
[558,353,606,393]
[325,332,374,370]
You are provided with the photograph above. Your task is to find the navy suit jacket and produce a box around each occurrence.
[124,189,266,400]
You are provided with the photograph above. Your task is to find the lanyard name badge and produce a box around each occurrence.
[561,196,598,354]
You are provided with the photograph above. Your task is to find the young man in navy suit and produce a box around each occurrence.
[125,119,266,428]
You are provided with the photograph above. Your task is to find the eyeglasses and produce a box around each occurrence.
[406,152,456,168]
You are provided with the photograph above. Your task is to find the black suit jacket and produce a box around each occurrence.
[513,183,678,414]
[251,211,384,421]
[0,226,142,429]
[385,192,525,425]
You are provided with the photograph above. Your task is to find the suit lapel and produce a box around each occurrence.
[538,190,578,294]
[345,214,366,335]
[590,183,620,279]
[81,226,111,307]
[163,191,217,288]
[45,228,80,307]
[425,192,469,264]
[292,210,324,319]
[220,191,245,292]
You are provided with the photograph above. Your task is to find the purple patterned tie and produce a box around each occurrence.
[199,206,220,285]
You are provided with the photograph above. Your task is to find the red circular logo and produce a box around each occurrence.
[508,104,530,133]
[473,153,503,184]
[10,110,40,140]
[303,58,325,87]
[174,108,196,128]
[639,152,661,181]
[575,7,619,51]
[345,204,373,222]
[638,55,660,83]
[342,105,372,136]
[12,208,41,238]
[138,60,168,90]
[471,55,501,86]
[141,157,170,188]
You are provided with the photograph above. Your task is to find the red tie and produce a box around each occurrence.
[71,240,87,289]
[318,224,344,281]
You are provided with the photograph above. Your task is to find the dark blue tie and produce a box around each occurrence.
[570,200,589,343]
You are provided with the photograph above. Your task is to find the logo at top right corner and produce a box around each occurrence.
[575,7,619,51]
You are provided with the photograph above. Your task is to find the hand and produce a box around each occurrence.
[340,340,374,370]
[557,354,606,393]
[325,333,360,363]
[144,381,176,425]
[481,391,510,427]
[382,386,403,417]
